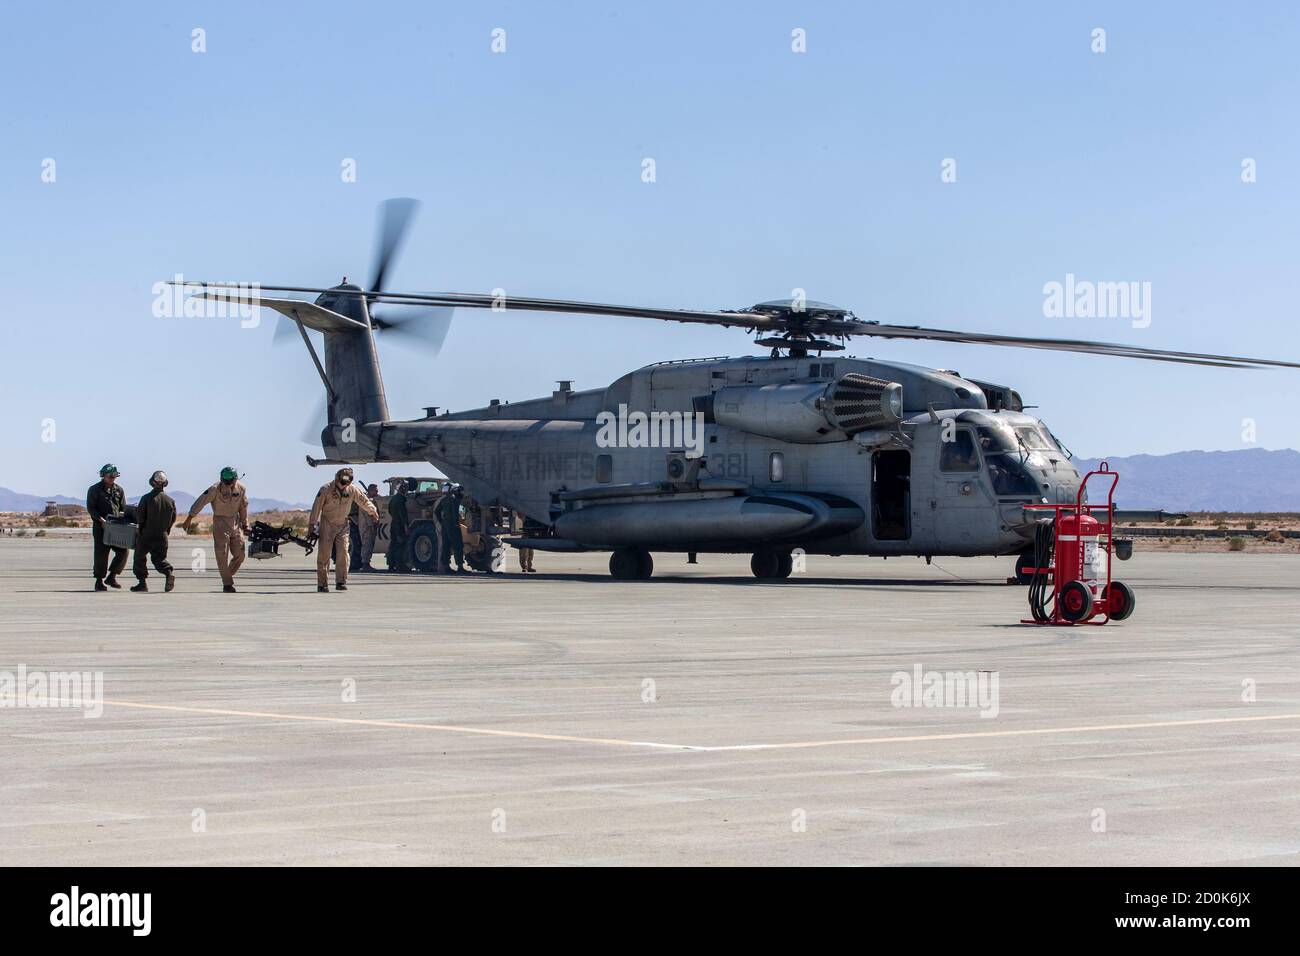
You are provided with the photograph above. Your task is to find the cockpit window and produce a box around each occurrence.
[1014,425,1054,451]
[985,453,1040,496]
[940,429,980,472]
[976,425,1016,454]
[1045,427,1073,459]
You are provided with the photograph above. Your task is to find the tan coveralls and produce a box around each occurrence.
[512,512,535,572]
[188,481,249,587]
[311,481,379,587]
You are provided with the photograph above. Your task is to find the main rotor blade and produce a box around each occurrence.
[369,198,420,296]
[183,283,766,327]
[832,321,1300,369]
[180,281,1300,369]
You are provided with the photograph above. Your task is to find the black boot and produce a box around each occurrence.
[164,572,176,592]
[105,574,122,589]
[130,581,148,593]
[94,579,108,592]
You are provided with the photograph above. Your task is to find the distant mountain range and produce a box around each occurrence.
[0,487,309,514]
[4,447,1298,513]
[1074,448,1300,512]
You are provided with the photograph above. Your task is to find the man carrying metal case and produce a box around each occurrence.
[87,463,129,591]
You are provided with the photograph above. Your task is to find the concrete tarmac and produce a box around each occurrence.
[1,538,1298,865]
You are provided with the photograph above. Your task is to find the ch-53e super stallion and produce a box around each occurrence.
[190,199,1300,581]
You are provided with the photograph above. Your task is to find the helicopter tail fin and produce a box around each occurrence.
[193,288,390,457]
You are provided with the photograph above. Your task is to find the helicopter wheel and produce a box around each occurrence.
[1014,550,1036,585]
[1058,580,1094,623]
[1102,581,1135,621]
[751,549,792,579]
[610,548,653,580]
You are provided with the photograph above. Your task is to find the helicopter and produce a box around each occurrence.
[189,199,1300,581]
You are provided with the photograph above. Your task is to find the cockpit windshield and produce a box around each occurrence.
[1014,425,1055,452]
[976,425,1016,454]
[985,453,1040,496]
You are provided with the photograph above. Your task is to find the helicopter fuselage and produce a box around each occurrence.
[330,354,1083,560]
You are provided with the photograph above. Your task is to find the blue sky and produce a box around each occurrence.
[3,1,1298,500]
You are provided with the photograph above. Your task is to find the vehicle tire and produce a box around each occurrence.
[1103,581,1135,621]
[408,523,439,573]
[1058,580,1094,623]
[750,550,780,579]
[1014,550,1036,585]
[610,548,645,580]
[467,541,497,573]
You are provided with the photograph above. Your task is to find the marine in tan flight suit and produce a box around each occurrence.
[183,466,249,593]
[310,467,379,592]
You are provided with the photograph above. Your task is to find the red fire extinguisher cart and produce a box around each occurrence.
[1022,461,1136,625]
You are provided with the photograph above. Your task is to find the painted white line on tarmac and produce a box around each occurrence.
[689,713,1300,752]
[100,701,1300,755]
[100,700,694,751]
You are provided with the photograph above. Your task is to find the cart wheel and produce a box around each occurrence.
[1058,580,1093,623]
[1103,581,1135,621]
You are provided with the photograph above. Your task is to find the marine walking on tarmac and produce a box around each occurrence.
[434,486,466,573]
[131,470,177,592]
[87,463,129,591]
[357,483,381,572]
[78,460,508,592]
[386,479,412,573]
[309,467,380,592]
[183,466,250,593]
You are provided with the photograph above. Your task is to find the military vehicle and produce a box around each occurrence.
[353,477,501,573]
[191,200,1300,580]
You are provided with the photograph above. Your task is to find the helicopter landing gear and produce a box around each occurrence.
[750,549,793,579]
[1014,549,1036,585]
[609,547,653,580]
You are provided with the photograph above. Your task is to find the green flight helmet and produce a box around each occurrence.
[99,463,120,477]
[220,466,238,482]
